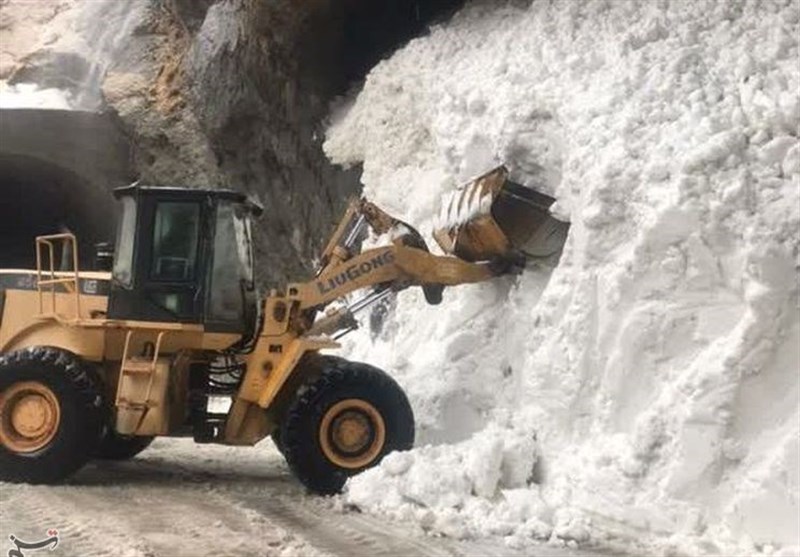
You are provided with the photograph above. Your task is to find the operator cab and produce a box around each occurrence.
[107,184,262,336]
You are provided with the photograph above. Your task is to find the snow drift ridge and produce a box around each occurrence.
[325,1,800,554]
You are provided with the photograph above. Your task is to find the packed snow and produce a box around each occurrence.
[0,82,72,109]
[324,0,800,555]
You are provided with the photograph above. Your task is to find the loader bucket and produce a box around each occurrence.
[433,166,569,263]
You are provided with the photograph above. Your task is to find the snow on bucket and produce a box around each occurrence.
[433,166,569,263]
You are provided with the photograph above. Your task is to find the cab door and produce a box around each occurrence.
[107,193,209,324]
[204,200,257,334]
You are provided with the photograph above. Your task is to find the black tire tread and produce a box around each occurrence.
[0,346,104,483]
[281,356,414,495]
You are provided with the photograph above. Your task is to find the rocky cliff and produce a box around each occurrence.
[0,0,463,282]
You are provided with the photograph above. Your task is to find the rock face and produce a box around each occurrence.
[0,0,75,80]
[1,0,464,284]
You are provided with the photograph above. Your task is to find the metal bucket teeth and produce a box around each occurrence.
[433,165,569,263]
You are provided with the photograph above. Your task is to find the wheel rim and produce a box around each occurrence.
[0,381,61,453]
[319,399,386,469]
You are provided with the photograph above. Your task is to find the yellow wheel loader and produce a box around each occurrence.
[0,166,568,493]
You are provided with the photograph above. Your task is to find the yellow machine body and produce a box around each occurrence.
[0,170,568,491]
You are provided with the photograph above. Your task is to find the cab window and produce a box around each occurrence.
[150,201,200,281]
[113,196,137,286]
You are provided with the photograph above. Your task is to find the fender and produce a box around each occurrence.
[1,319,105,361]
[0,277,108,359]
[223,335,339,445]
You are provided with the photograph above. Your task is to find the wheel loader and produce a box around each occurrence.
[0,166,568,494]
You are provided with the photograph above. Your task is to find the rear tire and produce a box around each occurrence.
[95,430,154,460]
[0,347,105,483]
[281,357,414,495]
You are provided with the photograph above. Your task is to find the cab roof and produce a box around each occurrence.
[113,182,264,215]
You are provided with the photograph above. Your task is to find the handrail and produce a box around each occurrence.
[35,233,81,319]
[142,332,166,405]
[116,330,167,409]
[116,330,135,407]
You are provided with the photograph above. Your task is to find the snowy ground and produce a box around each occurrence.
[325,0,800,555]
[0,440,599,557]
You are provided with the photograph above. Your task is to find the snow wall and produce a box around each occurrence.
[324,1,800,554]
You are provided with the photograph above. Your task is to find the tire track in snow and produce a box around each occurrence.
[139,443,587,557]
[132,443,517,556]
[112,448,456,556]
[1,483,150,557]
[1,441,595,556]
[1,460,317,557]
[230,489,455,557]
[230,488,603,557]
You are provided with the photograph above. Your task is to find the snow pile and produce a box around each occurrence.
[324,0,800,554]
[0,82,72,109]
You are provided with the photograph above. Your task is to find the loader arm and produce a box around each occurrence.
[287,165,570,339]
[283,199,502,339]
[293,243,496,310]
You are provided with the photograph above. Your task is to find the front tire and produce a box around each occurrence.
[281,357,414,495]
[0,347,104,483]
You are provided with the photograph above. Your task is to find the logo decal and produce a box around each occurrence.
[6,530,59,557]
[83,280,98,295]
[316,251,395,295]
